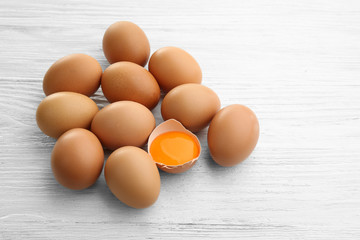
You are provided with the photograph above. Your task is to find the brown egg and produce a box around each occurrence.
[148,46,202,92]
[102,21,150,66]
[36,92,98,138]
[43,53,102,96]
[51,128,104,190]
[105,146,160,208]
[161,83,220,132]
[91,101,155,150]
[207,104,259,167]
[101,62,160,109]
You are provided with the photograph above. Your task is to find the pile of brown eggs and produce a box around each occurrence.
[36,21,260,209]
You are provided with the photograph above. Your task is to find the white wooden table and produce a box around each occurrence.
[1,0,360,239]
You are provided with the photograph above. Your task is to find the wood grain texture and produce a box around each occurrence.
[1,0,360,239]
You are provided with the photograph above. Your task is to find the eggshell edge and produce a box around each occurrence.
[147,119,201,174]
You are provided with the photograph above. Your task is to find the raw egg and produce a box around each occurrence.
[161,83,220,132]
[101,61,160,109]
[36,92,98,138]
[148,119,201,174]
[148,47,202,92]
[51,128,104,190]
[105,146,161,209]
[102,21,150,66]
[91,101,155,150]
[207,104,259,167]
[43,53,102,96]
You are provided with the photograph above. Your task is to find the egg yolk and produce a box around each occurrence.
[150,131,199,166]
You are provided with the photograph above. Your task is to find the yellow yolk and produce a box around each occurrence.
[150,131,200,166]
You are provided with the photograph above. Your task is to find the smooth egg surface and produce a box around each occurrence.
[91,101,155,150]
[51,128,104,190]
[105,146,161,209]
[43,53,102,96]
[102,21,150,66]
[36,92,99,138]
[161,83,220,132]
[101,61,160,109]
[148,47,202,92]
[207,104,259,167]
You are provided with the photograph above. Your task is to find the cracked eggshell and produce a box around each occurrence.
[147,119,201,174]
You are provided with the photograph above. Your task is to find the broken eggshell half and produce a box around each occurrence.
[147,119,201,174]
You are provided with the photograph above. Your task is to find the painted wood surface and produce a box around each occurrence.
[1,0,359,239]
